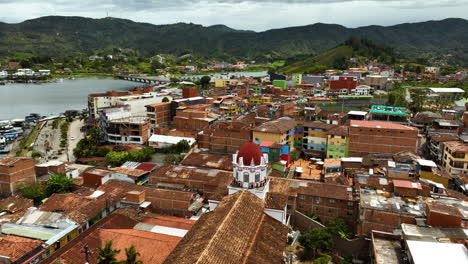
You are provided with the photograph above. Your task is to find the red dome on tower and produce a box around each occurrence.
[237,142,263,166]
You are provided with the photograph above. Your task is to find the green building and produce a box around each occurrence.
[326,126,349,158]
[253,86,263,95]
[292,74,302,85]
[273,80,287,89]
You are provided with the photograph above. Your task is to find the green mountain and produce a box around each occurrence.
[0,16,467,65]
[279,37,398,74]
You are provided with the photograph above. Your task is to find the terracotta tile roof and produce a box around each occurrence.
[0,195,33,213]
[430,134,459,143]
[0,157,32,166]
[327,125,349,137]
[142,215,196,230]
[443,141,468,153]
[47,219,181,264]
[163,191,288,264]
[393,180,422,190]
[181,152,233,171]
[297,182,354,201]
[265,192,288,210]
[97,180,197,210]
[270,177,354,201]
[110,167,148,178]
[0,236,43,262]
[269,178,298,197]
[253,117,297,134]
[427,202,464,218]
[350,120,417,131]
[412,112,441,123]
[39,181,196,224]
[39,193,104,224]
[150,165,233,188]
[302,121,337,131]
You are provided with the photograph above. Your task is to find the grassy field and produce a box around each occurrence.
[15,122,44,157]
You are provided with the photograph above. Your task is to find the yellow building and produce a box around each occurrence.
[253,117,298,148]
[214,79,240,88]
[442,141,468,175]
[416,159,450,187]
[249,96,272,104]
[220,101,240,115]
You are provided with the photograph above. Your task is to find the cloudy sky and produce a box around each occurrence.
[0,0,467,31]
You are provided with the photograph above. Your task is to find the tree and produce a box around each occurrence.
[314,254,332,264]
[46,174,73,196]
[105,151,129,167]
[164,154,184,165]
[387,82,408,107]
[199,76,211,90]
[18,184,46,203]
[73,128,102,159]
[96,241,120,264]
[326,217,351,239]
[298,228,334,259]
[123,245,143,264]
[409,89,427,112]
[31,150,42,158]
[162,97,170,103]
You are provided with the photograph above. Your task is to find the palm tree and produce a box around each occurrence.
[123,245,143,264]
[96,241,120,264]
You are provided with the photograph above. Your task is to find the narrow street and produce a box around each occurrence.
[61,119,85,162]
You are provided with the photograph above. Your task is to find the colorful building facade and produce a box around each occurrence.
[326,126,349,158]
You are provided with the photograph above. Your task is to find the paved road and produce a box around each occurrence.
[64,120,85,162]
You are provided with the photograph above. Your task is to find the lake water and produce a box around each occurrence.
[0,71,268,120]
[0,78,137,120]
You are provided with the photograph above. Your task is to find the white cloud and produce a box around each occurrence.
[0,0,466,30]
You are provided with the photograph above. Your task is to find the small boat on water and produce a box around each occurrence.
[0,82,5,85]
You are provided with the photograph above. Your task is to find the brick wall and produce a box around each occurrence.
[0,159,36,194]
[349,127,418,156]
[330,77,358,90]
[296,194,357,230]
[359,207,417,235]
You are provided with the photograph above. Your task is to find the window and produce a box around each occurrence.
[243,172,249,182]
[255,172,260,182]
[348,202,353,206]
[315,197,321,203]
[329,199,335,203]
[299,195,306,200]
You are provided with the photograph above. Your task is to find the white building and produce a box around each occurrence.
[209,142,287,225]
[425,67,440,74]
[229,141,269,199]
[98,106,149,145]
[38,69,51,76]
[15,69,35,76]
[352,85,371,96]
[148,135,195,148]
[427,87,465,101]
[0,70,7,78]
[89,91,172,118]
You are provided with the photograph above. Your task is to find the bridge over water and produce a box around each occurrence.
[117,75,170,84]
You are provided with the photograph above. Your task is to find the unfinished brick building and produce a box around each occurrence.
[348,120,419,157]
[197,121,253,153]
[0,157,36,195]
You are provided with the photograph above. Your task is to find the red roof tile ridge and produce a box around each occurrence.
[101,229,180,241]
[241,213,265,264]
[195,191,252,264]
